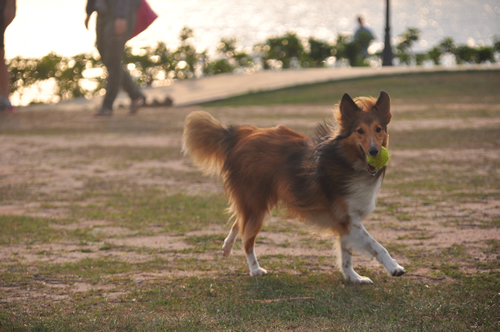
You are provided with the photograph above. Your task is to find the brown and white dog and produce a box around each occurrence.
[182,91,405,284]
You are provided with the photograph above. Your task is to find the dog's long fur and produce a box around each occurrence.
[182,91,405,283]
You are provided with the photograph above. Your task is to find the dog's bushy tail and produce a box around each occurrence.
[182,111,232,176]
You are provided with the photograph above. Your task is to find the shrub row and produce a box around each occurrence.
[9,27,499,105]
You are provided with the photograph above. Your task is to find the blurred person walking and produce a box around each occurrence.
[354,15,374,59]
[0,0,16,112]
[85,0,146,116]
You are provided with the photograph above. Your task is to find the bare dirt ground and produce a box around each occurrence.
[0,104,499,303]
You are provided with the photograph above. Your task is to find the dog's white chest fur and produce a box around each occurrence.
[345,174,383,219]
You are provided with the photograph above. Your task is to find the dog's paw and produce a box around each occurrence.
[350,276,373,285]
[250,267,268,277]
[343,270,373,284]
[391,265,406,277]
[222,240,234,257]
[222,244,232,257]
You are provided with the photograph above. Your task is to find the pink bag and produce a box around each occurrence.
[130,0,158,39]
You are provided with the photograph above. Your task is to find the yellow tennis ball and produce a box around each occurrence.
[366,146,389,169]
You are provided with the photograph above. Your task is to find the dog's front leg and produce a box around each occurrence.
[342,219,405,279]
[339,235,374,284]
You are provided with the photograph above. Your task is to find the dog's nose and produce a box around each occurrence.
[368,147,379,156]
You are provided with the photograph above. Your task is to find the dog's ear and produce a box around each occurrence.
[339,93,361,122]
[338,93,362,134]
[374,91,392,126]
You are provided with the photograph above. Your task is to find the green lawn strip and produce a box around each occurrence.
[389,127,500,150]
[0,215,68,245]
[46,145,183,163]
[202,70,500,107]
[183,234,227,253]
[0,273,497,330]
[0,193,231,245]
[384,240,500,279]
[69,192,228,233]
[0,109,183,136]
[393,106,500,121]
[384,162,499,199]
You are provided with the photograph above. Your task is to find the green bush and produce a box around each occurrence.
[475,46,495,63]
[305,37,334,68]
[206,37,253,74]
[427,47,442,65]
[205,59,234,75]
[259,32,304,69]
[7,26,500,106]
[394,28,420,65]
[426,37,496,65]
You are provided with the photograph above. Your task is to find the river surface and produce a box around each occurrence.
[6,0,499,59]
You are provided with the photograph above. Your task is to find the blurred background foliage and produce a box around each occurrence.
[8,26,500,105]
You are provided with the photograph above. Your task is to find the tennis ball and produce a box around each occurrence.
[366,146,389,169]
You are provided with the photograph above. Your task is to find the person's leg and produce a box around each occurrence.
[0,48,14,112]
[122,64,145,115]
[122,69,143,101]
[0,48,9,100]
[0,2,10,107]
[95,13,143,115]
[96,14,128,111]
[94,14,114,114]
[122,8,145,114]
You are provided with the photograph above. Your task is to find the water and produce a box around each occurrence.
[6,0,499,59]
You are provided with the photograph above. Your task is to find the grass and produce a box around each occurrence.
[0,107,183,135]
[47,145,183,162]
[202,70,500,107]
[386,160,499,197]
[69,192,228,232]
[390,127,500,150]
[0,70,499,330]
[391,106,500,121]
[0,274,498,331]
[0,215,65,245]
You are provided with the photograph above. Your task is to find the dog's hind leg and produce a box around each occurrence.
[222,220,239,257]
[242,214,267,277]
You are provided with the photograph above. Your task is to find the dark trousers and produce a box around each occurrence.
[96,12,142,110]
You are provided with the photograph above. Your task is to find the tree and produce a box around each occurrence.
[259,32,304,69]
[306,37,334,67]
[395,28,420,65]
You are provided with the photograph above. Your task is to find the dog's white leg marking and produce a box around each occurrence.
[344,220,405,278]
[339,236,373,284]
[245,247,267,277]
[240,213,267,277]
[222,222,238,257]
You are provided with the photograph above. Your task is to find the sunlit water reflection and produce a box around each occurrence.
[6,0,498,58]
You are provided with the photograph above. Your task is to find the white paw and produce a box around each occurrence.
[222,243,232,257]
[344,270,373,284]
[222,239,234,257]
[390,265,406,277]
[250,267,268,277]
[349,276,373,285]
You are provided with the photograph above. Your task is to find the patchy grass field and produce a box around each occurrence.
[0,71,499,330]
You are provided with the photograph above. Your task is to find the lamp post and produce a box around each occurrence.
[382,0,393,66]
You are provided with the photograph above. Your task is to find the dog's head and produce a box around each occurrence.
[336,91,392,175]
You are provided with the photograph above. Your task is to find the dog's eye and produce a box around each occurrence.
[357,129,365,135]
[376,127,382,133]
